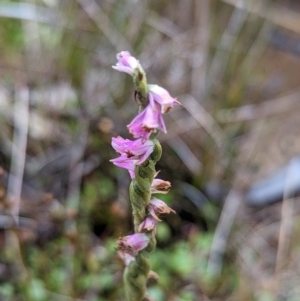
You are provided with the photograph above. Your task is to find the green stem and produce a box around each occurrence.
[133,66,149,110]
[130,140,162,232]
[124,251,150,301]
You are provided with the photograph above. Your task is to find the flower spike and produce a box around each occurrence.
[111,51,178,301]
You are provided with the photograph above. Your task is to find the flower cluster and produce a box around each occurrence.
[111,51,180,177]
[111,51,179,261]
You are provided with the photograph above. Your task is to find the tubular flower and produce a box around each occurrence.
[138,216,158,234]
[111,136,154,164]
[112,51,140,75]
[127,103,166,141]
[117,233,149,257]
[148,84,181,114]
[148,198,176,221]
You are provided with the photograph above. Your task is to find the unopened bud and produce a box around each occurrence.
[148,198,176,221]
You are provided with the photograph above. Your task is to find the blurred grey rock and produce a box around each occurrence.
[204,181,229,203]
[246,157,300,206]
[179,182,209,209]
[270,30,300,56]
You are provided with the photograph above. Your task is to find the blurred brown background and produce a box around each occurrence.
[1,0,300,300]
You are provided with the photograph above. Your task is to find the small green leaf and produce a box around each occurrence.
[27,279,47,301]
[147,286,165,301]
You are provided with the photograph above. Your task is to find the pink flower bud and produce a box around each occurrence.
[148,198,176,221]
[117,233,149,256]
[150,178,171,194]
[112,51,140,75]
[138,216,158,234]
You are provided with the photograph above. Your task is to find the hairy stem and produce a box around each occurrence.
[124,251,150,301]
[130,140,161,231]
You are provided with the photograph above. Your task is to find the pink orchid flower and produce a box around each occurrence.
[148,84,181,114]
[117,233,149,257]
[112,51,140,75]
[111,136,154,164]
[127,103,166,141]
[110,137,154,178]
